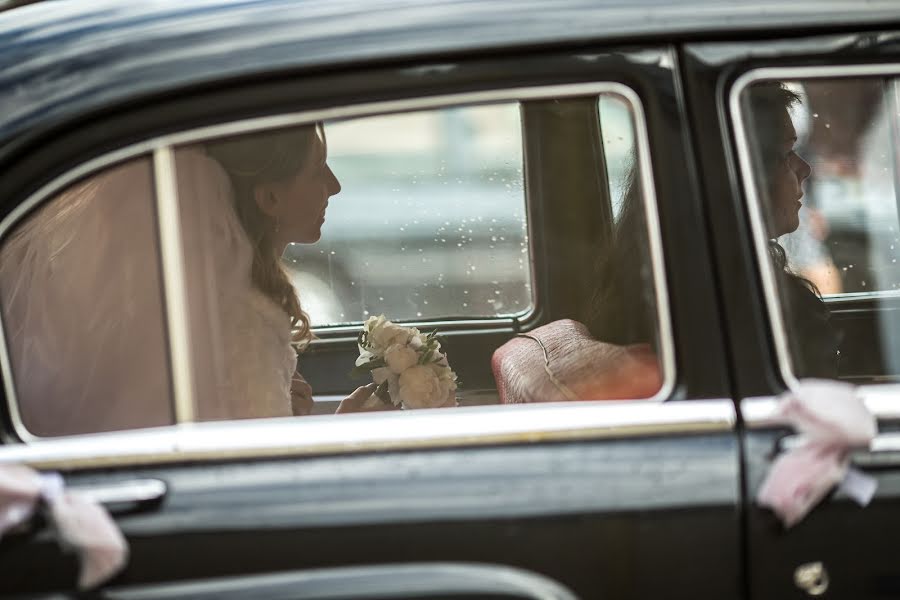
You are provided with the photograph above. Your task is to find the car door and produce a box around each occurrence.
[684,29,900,599]
[0,6,741,598]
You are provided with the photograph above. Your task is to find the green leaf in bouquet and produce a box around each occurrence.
[357,329,374,350]
[418,348,434,365]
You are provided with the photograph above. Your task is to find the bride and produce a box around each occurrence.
[181,123,382,419]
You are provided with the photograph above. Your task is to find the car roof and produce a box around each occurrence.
[0,0,897,145]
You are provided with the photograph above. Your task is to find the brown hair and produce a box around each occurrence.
[205,124,324,348]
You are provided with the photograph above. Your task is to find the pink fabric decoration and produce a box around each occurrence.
[0,464,128,589]
[757,379,877,527]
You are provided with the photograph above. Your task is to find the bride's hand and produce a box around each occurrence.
[336,383,397,414]
[290,373,314,416]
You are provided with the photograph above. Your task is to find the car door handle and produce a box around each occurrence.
[70,478,167,511]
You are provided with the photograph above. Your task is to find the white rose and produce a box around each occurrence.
[431,363,458,404]
[366,315,410,352]
[384,343,419,374]
[398,365,444,409]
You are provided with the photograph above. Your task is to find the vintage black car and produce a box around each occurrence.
[2,0,900,598]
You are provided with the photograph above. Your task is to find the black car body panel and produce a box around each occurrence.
[2,1,900,599]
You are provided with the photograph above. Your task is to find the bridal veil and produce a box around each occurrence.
[0,148,295,437]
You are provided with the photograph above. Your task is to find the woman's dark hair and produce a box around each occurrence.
[747,83,820,296]
[205,124,323,347]
[587,156,656,346]
[747,83,837,376]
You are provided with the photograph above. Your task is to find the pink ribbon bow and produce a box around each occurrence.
[756,379,878,527]
[0,463,128,589]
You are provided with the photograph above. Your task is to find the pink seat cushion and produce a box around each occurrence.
[491,319,661,404]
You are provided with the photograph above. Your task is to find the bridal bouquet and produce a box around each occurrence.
[353,315,458,409]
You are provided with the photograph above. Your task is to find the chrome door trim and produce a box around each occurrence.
[71,478,167,506]
[741,383,900,427]
[0,81,676,448]
[729,64,900,394]
[103,562,578,600]
[0,399,736,471]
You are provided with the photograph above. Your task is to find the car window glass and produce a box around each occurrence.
[288,105,530,325]
[0,156,175,437]
[739,76,900,383]
[173,93,665,423]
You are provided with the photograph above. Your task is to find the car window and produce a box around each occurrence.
[0,156,175,437]
[285,104,530,326]
[0,87,670,438]
[736,74,900,383]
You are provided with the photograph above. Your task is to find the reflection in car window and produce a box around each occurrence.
[740,82,838,379]
[0,157,175,436]
[739,76,900,383]
[173,93,665,421]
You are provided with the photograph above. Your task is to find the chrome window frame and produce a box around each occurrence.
[0,81,680,466]
[730,64,900,404]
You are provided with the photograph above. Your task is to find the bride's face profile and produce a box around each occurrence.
[255,130,341,247]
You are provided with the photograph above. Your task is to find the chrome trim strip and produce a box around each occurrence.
[730,64,900,395]
[0,262,26,444]
[868,432,900,454]
[0,400,735,471]
[153,147,196,424]
[742,383,900,427]
[0,81,676,454]
[824,289,900,303]
[103,562,578,600]
[71,478,167,505]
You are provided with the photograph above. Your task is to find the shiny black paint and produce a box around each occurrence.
[6,2,900,598]
[0,36,742,598]
[0,0,898,147]
[745,428,900,600]
[3,435,741,598]
[679,46,784,400]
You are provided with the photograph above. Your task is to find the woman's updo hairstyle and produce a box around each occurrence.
[205,123,324,348]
